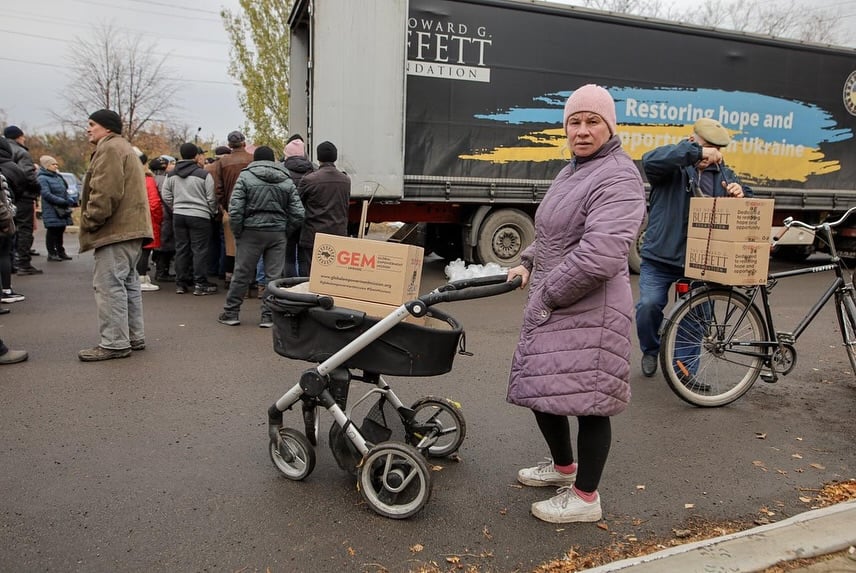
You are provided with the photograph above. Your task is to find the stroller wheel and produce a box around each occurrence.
[358,442,432,519]
[407,397,467,458]
[269,428,316,481]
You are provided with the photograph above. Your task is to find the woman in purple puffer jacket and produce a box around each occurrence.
[506,85,646,524]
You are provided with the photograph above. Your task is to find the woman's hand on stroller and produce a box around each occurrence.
[507,265,529,289]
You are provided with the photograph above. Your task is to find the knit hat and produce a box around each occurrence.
[286,133,304,143]
[149,157,167,171]
[563,84,617,136]
[316,141,337,163]
[693,117,731,147]
[3,125,24,139]
[214,145,232,156]
[227,131,246,146]
[88,109,123,134]
[284,139,305,159]
[179,142,199,160]
[40,155,58,169]
[253,146,275,162]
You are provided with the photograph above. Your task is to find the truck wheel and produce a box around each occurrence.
[475,209,535,267]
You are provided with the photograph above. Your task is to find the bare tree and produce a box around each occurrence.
[575,0,843,45]
[59,24,180,142]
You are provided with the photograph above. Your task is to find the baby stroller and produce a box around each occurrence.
[265,274,521,519]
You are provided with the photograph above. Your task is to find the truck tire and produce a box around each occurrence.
[475,209,535,267]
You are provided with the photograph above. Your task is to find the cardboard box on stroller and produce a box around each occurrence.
[308,234,424,305]
[685,237,770,285]
[687,197,774,242]
[286,281,428,325]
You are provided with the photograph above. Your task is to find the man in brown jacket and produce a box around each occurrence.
[212,131,253,285]
[78,109,153,362]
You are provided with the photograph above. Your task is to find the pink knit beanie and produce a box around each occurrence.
[563,84,617,135]
[284,139,305,159]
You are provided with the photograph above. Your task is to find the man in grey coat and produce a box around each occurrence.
[162,142,218,296]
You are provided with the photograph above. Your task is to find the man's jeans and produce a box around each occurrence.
[174,214,211,285]
[224,229,286,318]
[93,240,144,350]
[635,258,685,356]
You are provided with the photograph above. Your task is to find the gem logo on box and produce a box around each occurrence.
[337,250,376,268]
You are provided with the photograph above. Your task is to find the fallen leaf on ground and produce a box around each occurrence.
[410,544,424,553]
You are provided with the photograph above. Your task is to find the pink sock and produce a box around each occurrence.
[554,462,577,475]
[573,486,598,503]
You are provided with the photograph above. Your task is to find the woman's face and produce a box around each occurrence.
[565,112,612,157]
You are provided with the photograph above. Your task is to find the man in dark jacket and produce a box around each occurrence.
[635,118,749,378]
[297,141,350,274]
[218,146,304,327]
[0,136,42,274]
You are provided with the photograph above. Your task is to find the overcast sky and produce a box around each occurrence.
[1,0,853,147]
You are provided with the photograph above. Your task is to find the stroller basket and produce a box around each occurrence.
[269,300,463,376]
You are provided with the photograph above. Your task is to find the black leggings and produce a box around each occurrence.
[533,410,611,493]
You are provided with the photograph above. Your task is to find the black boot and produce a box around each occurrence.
[58,249,73,260]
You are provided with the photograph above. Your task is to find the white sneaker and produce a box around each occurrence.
[1,289,25,303]
[531,486,602,523]
[518,459,576,487]
[139,276,160,292]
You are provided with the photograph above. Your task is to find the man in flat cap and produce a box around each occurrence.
[212,131,253,288]
[635,117,749,380]
[78,109,153,362]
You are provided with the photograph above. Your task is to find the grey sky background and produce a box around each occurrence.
[1,0,853,147]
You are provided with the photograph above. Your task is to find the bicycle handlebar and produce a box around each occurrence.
[784,205,856,231]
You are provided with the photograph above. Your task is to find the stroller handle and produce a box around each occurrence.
[266,277,334,310]
[420,274,522,306]
[266,274,521,309]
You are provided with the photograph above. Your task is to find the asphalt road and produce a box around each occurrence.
[1,232,854,573]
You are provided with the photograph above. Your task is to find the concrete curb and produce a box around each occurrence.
[583,500,856,572]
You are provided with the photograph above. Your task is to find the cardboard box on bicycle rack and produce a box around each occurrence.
[685,237,771,285]
[285,281,429,326]
[687,197,774,242]
[308,233,424,306]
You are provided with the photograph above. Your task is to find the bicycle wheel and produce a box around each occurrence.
[659,287,766,407]
[407,397,467,458]
[834,290,856,376]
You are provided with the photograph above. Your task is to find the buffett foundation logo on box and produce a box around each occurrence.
[315,243,337,266]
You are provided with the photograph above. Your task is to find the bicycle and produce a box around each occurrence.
[658,206,856,407]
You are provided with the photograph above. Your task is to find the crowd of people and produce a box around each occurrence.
[0,115,352,364]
